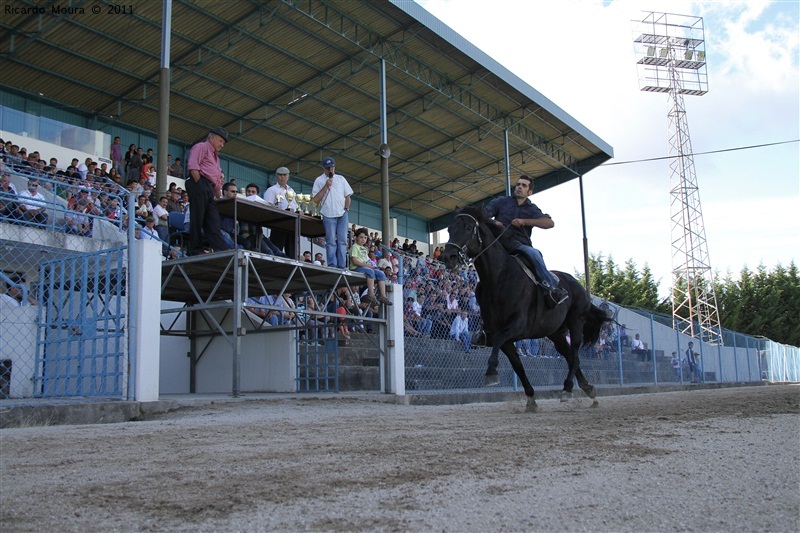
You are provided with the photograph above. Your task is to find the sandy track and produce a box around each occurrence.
[1,385,798,532]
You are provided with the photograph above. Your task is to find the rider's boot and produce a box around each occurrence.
[544,284,568,308]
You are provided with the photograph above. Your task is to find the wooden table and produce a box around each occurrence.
[216,197,324,257]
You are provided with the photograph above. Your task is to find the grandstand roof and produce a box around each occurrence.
[0,0,612,231]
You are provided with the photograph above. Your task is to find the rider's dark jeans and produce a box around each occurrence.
[505,240,559,289]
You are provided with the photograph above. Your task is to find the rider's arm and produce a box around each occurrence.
[512,216,554,229]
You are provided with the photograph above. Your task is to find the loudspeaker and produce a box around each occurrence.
[377,143,391,159]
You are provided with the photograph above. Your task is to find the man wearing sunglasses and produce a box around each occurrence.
[16,178,48,224]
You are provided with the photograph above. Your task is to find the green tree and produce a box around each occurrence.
[582,256,799,346]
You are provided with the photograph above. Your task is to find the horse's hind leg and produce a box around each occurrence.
[549,333,577,401]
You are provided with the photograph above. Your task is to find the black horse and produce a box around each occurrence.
[441,206,611,413]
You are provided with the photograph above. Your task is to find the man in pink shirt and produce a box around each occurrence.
[186,126,231,255]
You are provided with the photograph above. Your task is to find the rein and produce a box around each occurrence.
[446,213,510,267]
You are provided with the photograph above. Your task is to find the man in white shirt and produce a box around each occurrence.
[631,333,651,362]
[412,294,432,336]
[16,178,48,224]
[312,157,353,268]
[263,166,298,259]
[449,311,471,352]
[1,280,25,307]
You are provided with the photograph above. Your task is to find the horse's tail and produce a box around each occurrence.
[582,303,612,347]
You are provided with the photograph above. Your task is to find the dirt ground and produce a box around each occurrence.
[1,385,798,532]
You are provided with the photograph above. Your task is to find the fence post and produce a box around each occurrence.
[650,313,657,385]
[717,342,723,383]
[126,191,137,400]
[676,327,684,385]
[617,330,624,386]
[732,332,739,383]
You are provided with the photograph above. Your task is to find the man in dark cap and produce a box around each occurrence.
[185,126,231,254]
[312,156,353,268]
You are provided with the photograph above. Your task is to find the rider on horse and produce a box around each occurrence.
[484,174,569,307]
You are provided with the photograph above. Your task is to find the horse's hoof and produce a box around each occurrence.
[590,399,599,408]
[560,391,573,402]
[526,397,539,413]
[483,374,500,387]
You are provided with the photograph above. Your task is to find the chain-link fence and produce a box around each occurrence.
[398,251,796,394]
[1,163,134,403]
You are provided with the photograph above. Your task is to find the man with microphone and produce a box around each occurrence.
[312,156,353,268]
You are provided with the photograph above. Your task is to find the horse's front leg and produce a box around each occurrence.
[500,340,538,413]
[483,343,502,387]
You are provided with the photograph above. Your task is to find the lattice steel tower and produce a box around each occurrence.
[633,12,722,344]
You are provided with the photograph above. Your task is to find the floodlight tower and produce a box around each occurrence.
[633,12,722,344]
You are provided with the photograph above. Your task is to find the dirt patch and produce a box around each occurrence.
[1,385,798,532]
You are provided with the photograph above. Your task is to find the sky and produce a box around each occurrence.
[419,0,799,297]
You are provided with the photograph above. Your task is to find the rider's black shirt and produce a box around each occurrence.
[484,196,551,247]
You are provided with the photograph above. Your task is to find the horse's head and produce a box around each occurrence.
[441,207,488,270]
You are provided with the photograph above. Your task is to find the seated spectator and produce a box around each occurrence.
[350,227,392,306]
[64,196,97,237]
[16,178,48,224]
[166,189,182,213]
[1,278,26,307]
[631,333,651,362]
[246,294,285,327]
[619,324,630,347]
[152,196,170,240]
[238,184,286,257]
[135,194,152,220]
[449,310,471,352]
[136,216,158,238]
[0,170,19,219]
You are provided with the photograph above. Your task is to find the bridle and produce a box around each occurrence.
[445,213,509,268]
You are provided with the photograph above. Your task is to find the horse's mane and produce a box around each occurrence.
[459,205,503,239]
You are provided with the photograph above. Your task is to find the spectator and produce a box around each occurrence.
[186,126,230,255]
[619,323,630,347]
[349,227,392,306]
[686,341,699,383]
[123,144,136,173]
[109,136,123,173]
[631,333,651,362]
[1,278,25,307]
[126,148,143,183]
[0,170,19,219]
[166,189,182,213]
[302,251,312,262]
[169,157,183,178]
[263,166,298,259]
[152,196,170,241]
[449,310,471,352]
[410,294,432,336]
[313,252,325,266]
[136,216,160,241]
[16,178,48,224]
[671,351,681,381]
[135,194,152,219]
[240,183,285,257]
[312,156,353,268]
[64,196,95,237]
[403,298,423,336]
